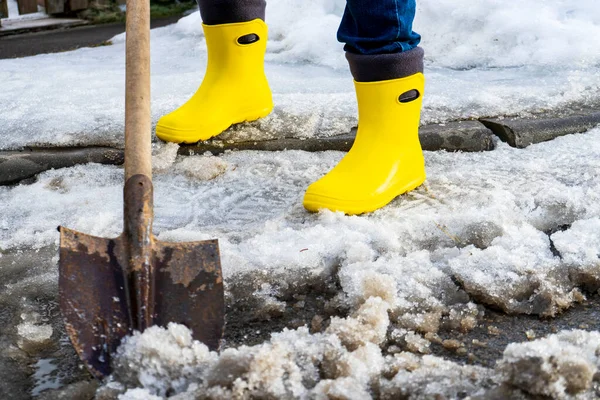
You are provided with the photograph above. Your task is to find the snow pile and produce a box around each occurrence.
[109,315,390,399]
[168,0,348,69]
[553,219,600,267]
[417,0,600,69]
[110,324,218,397]
[498,330,600,397]
[173,0,600,70]
[103,326,600,399]
[1,0,600,149]
[379,353,492,399]
[446,224,574,315]
[107,320,490,399]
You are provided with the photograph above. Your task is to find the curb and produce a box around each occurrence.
[480,111,600,148]
[1,109,598,186]
[179,120,496,156]
[0,18,89,38]
[0,147,123,185]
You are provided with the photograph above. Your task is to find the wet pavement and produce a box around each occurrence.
[0,15,182,59]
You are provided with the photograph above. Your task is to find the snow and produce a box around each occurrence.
[2,129,600,397]
[1,1,600,397]
[107,324,600,398]
[417,0,600,69]
[2,130,600,317]
[498,330,600,397]
[111,323,392,399]
[1,1,599,149]
[553,218,600,266]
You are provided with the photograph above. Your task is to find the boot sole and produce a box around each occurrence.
[156,106,273,144]
[303,174,426,216]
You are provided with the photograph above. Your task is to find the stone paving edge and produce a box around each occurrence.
[1,110,598,186]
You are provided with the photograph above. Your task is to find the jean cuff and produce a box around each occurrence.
[345,47,424,82]
[197,0,266,25]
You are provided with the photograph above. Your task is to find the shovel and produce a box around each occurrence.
[58,0,224,380]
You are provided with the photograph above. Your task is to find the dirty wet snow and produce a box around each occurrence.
[1,128,600,397]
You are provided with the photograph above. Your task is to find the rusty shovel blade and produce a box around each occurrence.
[59,175,224,379]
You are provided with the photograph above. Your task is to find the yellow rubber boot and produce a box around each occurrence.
[303,73,426,215]
[156,19,273,143]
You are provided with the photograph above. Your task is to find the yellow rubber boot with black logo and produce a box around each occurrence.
[156,19,273,143]
[303,72,426,215]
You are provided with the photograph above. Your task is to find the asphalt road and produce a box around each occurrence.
[0,15,183,59]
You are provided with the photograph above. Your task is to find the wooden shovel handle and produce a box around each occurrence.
[124,0,152,180]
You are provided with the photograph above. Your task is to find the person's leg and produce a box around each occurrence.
[156,1,272,144]
[196,0,265,25]
[338,0,420,55]
[339,0,423,82]
[303,0,426,215]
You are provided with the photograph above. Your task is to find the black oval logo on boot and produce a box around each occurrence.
[399,89,420,103]
[238,34,260,45]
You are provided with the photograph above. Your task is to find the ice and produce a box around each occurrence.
[152,142,180,172]
[31,358,61,397]
[152,142,229,180]
[16,316,54,355]
[17,321,53,344]
[1,1,599,149]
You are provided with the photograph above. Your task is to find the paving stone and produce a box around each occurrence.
[480,111,600,148]
[179,120,495,156]
[0,147,124,185]
[419,120,495,152]
[178,134,357,156]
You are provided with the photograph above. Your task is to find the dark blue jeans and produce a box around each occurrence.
[338,0,420,55]
[197,0,420,55]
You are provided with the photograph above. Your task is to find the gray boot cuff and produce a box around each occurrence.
[345,47,424,82]
[197,0,266,25]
